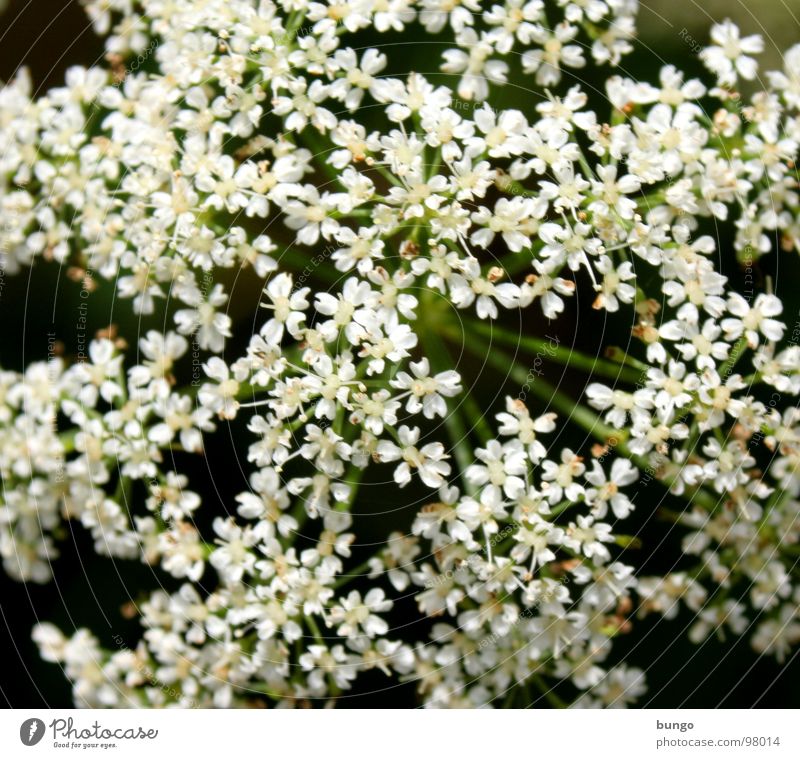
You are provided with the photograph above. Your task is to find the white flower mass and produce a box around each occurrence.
[0,0,798,708]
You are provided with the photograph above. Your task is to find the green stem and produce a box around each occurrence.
[299,128,342,189]
[333,557,375,588]
[456,389,495,445]
[530,673,567,708]
[419,324,479,494]
[59,430,77,453]
[446,319,642,385]
[719,335,750,378]
[306,613,325,643]
[472,342,721,511]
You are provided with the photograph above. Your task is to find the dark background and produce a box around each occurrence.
[1,0,799,708]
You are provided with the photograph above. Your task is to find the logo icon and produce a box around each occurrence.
[19,719,45,747]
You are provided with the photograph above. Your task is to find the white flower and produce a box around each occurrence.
[260,272,310,342]
[441,29,508,102]
[564,515,614,561]
[701,20,764,86]
[511,519,564,570]
[174,283,232,352]
[389,358,462,419]
[129,331,187,389]
[466,440,527,499]
[331,48,387,110]
[376,425,451,489]
[722,293,785,346]
[470,196,538,252]
[455,485,508,535]
[328,589,392,639]
[521,22,585,85]
[585,459,637,519]
[72,339,124,405]
[198,357,240,420]
[209,518,258,584]
[541,448,586,504]
[469,105,527,158]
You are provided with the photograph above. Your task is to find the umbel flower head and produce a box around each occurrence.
[0,0,798,708]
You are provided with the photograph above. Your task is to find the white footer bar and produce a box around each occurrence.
[0,709,794,758]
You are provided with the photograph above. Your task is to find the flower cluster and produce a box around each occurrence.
[0,0,798,708]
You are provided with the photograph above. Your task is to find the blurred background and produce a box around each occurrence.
[1,0,799,709]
